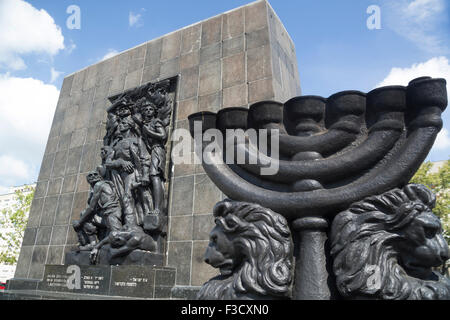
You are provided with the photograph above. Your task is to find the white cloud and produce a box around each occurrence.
[66,40,77,54]
[376,56,450,88]
[383,0,449,54]
[0,155,30,181]
[0,0,65,70]
[0,73,59,145]
[405,0,443,21]
[101,49,119,61]
[434,128,450,150]
[0,155,32,195]
[0,73,59,187]
[50,67,63,83]
[129,9,145,28]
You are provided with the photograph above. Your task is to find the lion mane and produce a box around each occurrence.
[197,200,294,300]
[330,184,450,300]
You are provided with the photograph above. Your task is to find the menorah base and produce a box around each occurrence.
[291,217,337,300]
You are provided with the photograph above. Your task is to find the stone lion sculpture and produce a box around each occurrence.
[330,184,450,300]
[197,200,294,300]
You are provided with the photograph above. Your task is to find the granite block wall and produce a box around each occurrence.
[15,0,301,288]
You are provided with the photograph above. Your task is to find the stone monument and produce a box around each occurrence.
[3,0,301,300]
[6,0,446,301]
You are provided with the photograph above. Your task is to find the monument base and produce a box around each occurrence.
[65,247,164,266]
[3,264,178,300]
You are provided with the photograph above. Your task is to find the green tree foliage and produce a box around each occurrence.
[410,160,450,244]
[0,186,34,265]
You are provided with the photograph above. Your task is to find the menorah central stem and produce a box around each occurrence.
[292,217,336,300]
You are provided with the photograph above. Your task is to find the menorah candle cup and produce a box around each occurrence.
[284,96,326,136]
[325,91,366,133]
[216,107,249,134]
[366,86,406,131]
[406,77,447,130]
[188,111,217,137]
[248,101,284,131]
[407,77,447,109]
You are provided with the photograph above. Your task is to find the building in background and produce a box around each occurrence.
[0,265,15,284]
[0,184,35,283]
[0,185,36,210]
[429,160,447,173]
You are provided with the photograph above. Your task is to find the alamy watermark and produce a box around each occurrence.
[66,5,81,30]
[367,5,381,30]
[66,265,81,289]
[64,5,381,31]
[171,122,280,176]
[365,265,382,292]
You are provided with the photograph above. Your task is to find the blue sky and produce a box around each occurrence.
[0,0,449,192]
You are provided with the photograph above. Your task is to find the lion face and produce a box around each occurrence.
[330,184,450,300]
[204,224,242,276]
[397,207,449,276]
[197,200,293,300]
